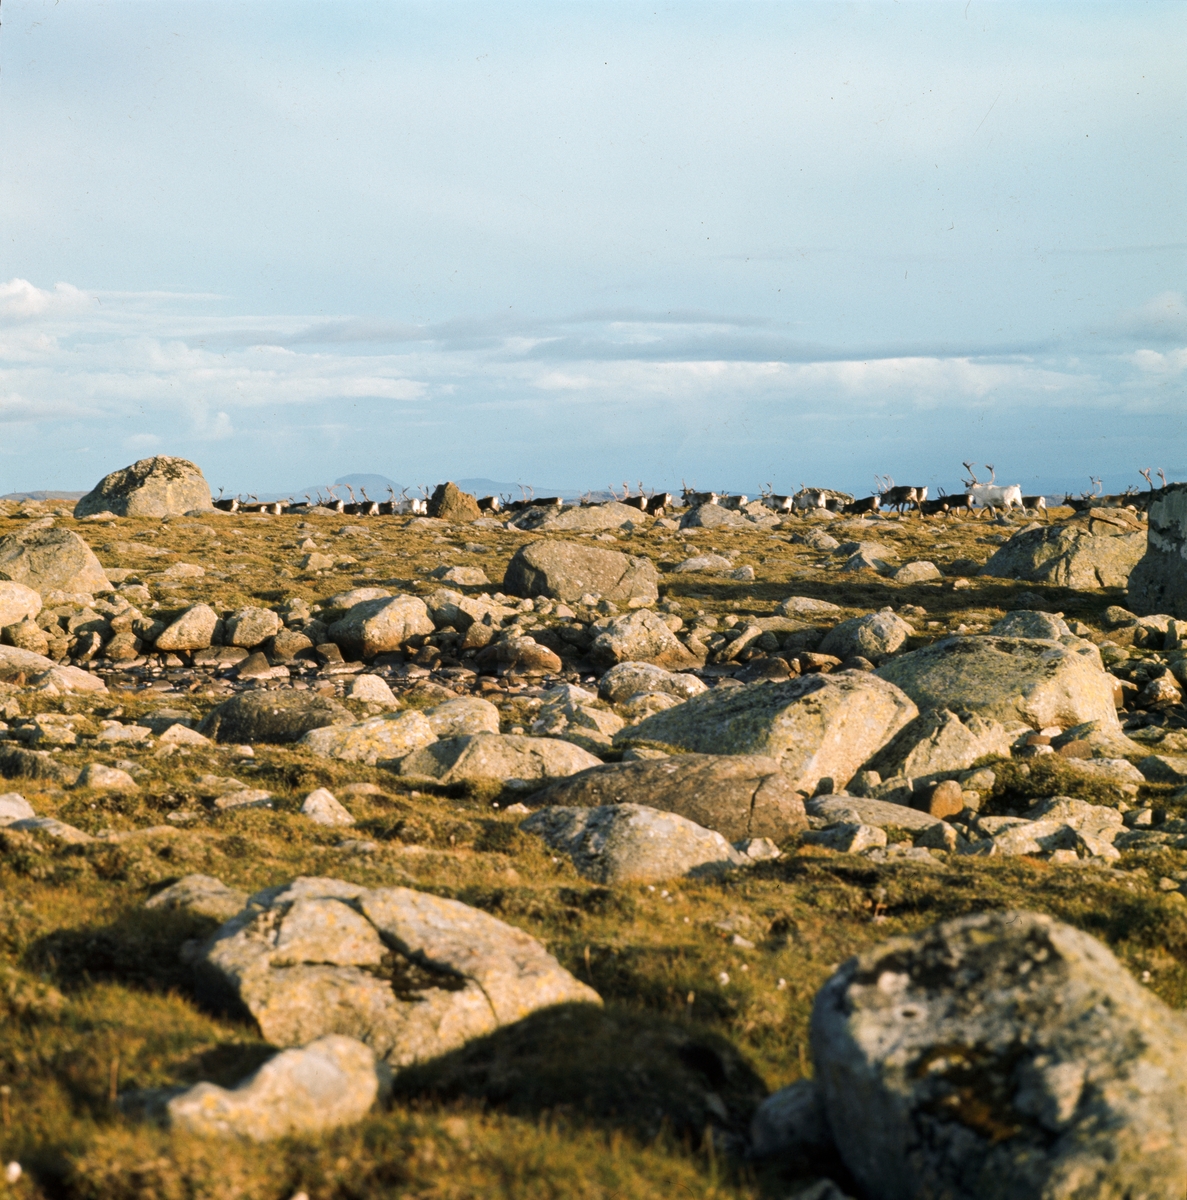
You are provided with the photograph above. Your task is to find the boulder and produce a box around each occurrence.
[0,792,35,824]
[861,709,1012,786]
[76,763,137,790]
[807,794,941,832]
[679,503,748,529]
[749,1078,836,1163]
[299,711,437,765]
[0,581,42,629]
[397,732,601,787]
[429,565,489,587]
[155,604,219,652]
[980,511,1146,588]
[876,635,1120,733]
[525,754,807,842]
[521,804,748,883]
[3,619,49,656]
[196,877,599,1066]
[347,673,398,706]
[427,482,482,523]
[504,541,659,606]
[198,692,352,744]
[598,661,708,704]
[166,1035,384,1140]
[146,874,249,922]
[329,595,435,659]
[589,609,701,670]
[990,610,1071,639]
[811,911,1187,1200]
[426,696,501,738]
[74,456,212,518]
[225,606,282,648]
[300,788,356,827]
[424,588,517,631]
[616,672,918,798]
[1129,483,1187,617]
[672,554,734,572]
[0,644,55,682]
[510,501,642,532]
[776,596,842,618]
[530,684,624,745]
[491,636,563,676]
[0,528,110,596]
[818,608,913,665]
[892,561,942,584]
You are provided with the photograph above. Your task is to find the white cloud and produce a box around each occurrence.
[0,278,93,320]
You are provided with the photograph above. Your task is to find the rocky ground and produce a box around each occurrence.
[4,480,1187,1200]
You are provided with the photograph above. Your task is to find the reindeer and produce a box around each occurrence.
[646,491,672,516]
[720,493,749,510]
[877,474,929,515]
[1020,494,1049,521]
[760,483,795,514]
[1064,477,1103,513]
[681,480,719,508]
[842,493,881,516]
[477,495,503,513]
[213,488,239,513]
[962,463,1023,516]
[792,486,853,515]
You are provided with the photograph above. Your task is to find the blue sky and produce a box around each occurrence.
[0,1,1183,497]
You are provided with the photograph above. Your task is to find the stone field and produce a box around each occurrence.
[4,458,1187,1200]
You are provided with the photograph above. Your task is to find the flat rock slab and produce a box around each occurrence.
[196,876,599,1067]
[876,635,1120,733]
[525,753,807,842]
[615,672,918,798]
[521,803,748,883]
[510,501,642,532]
[199,692,352,744]
[299,711,437,765]
[806,794,940,832]
[811,911,1187,1200]
[397,732,601,787]
[166,1034,382,1140]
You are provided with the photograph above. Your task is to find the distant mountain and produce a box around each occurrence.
[0,490,87,502]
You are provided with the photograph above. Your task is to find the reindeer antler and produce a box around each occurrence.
[985,464,996,483]
[962,461,979,485]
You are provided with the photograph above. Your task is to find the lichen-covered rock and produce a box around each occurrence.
[146,874,249,922]
[155,604,219,652]
[0,581,42,629]
[329,595,435,659]
[616,672,918,798]
[397,732,601,786]
[510,501,642,533]
[598,661,708,704]
[300,788,356,827]
[525,753,807,842]
[876,635,1120,732]
[74,455,212,518]
[299,711,437,765]
[504,540,659,606]
[1129,483,1187,617]
[811,911,1187,1200]
[425,696,501,738]
[521,804,748,883]
[860,708,1012,785]
[981,510,1145,588]
[818,608,913,665]
[166,1035,383,1140]
[225,606,282,648]
[426,482,482,522]
[199,691,352,744]
[0,528,110,596]
[196,877,599,1067]
[590,609,701,670]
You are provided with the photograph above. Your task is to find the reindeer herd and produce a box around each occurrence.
[210,465,1175,522]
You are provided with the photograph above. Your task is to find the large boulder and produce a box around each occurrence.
[299,711,437,765]
[504,541,659,606]
[397,732,601,786]
[980,509,1146,589]
[329,595,435,659]
[598,661,708,704]
[0,644,55,683]
[199,692,352,744]
[811,911,1187,1200]
[424,588,516,631]
[521,804,748,883]
[426,696,502,738]
[876,635,1120,733]
[679,503,747,529]
[818,608,913,665]
[196,876,599,1067]
[860,708,1012,786]
[1129,483,1187,617]
[146,874,249,923]
[589,609,701,670]
[0,581,42,629]
[0,528,110,596]
[166,1035,383,1141]
[74,455,212,518]
[225,606,282,648]
[616,672,918,798]
[525,753,807,842]
[510,501,643,532]
[426,482,482,523]
[155,604,219,652]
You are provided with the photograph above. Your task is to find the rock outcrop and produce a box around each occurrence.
[397,732,600,786]
[504,540,659,606]
[74,456,213,519]
[426,482,482,523]
[980,509,1146,588]
[1128,483,1187,617]
[0,528,110,596]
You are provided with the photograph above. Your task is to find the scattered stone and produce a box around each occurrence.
[329,595,435,659]
[599,661,707,704]
[299,711,437,765]
[916,779,965,819]
[0,527,111,596]
[590,609,701,670]
[213,789,273,811]
[801,823,888,853]
[7,816,93,843]
[504,540,659,606]
[617,672,918,798]
[347,673,398,706]
[810,911,1187,1200]
[236,652,285,681]
[526,753,807,842]
[3,620,49,656]
[397,732,601,787]
[74,456,212,518]
[522,803,748,883]
[270,628,315,661]
[300,788,356,827]
[0,581,42,628]
[146,874,249,922]
[166,1035,384,1140]
[673,554,734,573]
[0,793,35,824]
[225,606,282,648]
[776,596,842,618]
[818,608,913,665]
[990,609,1072,639]
[805,794,941,832]
[425,696,501,738]
[876,635,1120,732]
[155,604,219,652]
[892,561,942,584]
[429,565,489,586]
[426,482,482,523]
[76,763,138,790]
[0,644,54,682]
[679,503,747,529]
[1138,754,1187,785]
[195,877,599,1065]
[199,692,353,744]
[491,636,563,676]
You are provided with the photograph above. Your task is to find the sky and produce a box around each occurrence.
[0,1,1184,499]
